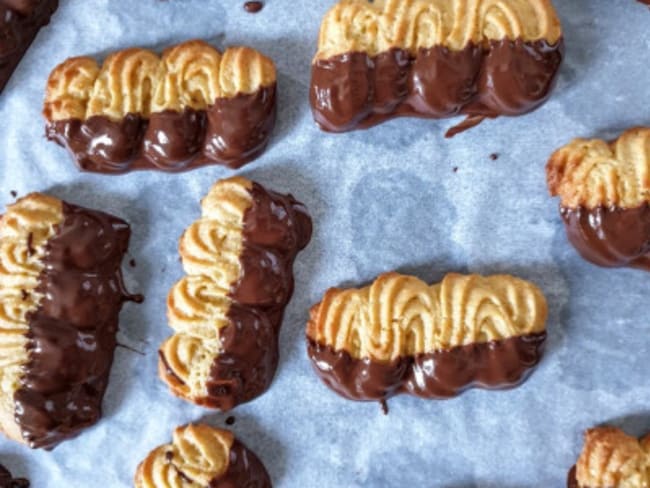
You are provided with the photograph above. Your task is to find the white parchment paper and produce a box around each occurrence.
[0,0,649,486]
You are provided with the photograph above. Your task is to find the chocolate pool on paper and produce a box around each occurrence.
[307,333,546,402]
[310,39,563,136]
[15,202,142,449]
[0,0,58,94]
[46,86,277,174]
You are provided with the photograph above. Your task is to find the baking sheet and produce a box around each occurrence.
[1,0,649,486]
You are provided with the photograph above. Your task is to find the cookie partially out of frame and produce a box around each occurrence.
[567,427,650,487]
[310,0,563,136]
[0,0,58,94]
[0,463,28,487]
[158,177,312,410]
[43,40,277,173]
[547,127,650,271]
[135,424,271,488]
[0,193,142,449]
[306,272,547,402]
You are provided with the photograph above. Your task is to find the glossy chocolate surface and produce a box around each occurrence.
[198,183,312,410]
[307,332,546,401]
[210,440,272,488]
[14,202,142,449]
[46,85,277,173]
[0,0,57,93]
[310,39,563,136]
[561,204,650,271]
[0,464,29,488]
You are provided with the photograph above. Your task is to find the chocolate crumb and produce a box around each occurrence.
[10,191,17,198]
[452,167,459,173]
[489,153,499,160]
[165,451,174,462]
[129,258,136,267]
[380,399,389,415]
[21,289,28,301]
[244,1,264,12]
[225,416,236,425]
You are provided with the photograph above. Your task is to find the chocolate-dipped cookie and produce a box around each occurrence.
[547,127,650,271]
[135,424,271,488]
[310,0,563,136]
[0,0,57,94]
[158,177,312,410]
[0,193,142,449]
[43,40,277,173]
[306,272,547,402]
[568,426,650,487]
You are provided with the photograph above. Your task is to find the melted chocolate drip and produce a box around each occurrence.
[0,0,57,93]
[210,440,272,488]
[307,332,546,402]
[310,39,563,136]
[13,202,142,449]
[560,204,650,271]
[199,183,312,410]
[0,464,29,488]
[46,86,277,174]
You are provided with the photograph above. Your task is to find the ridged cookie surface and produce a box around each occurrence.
[43,40,277,172]
[547,127,650,271]
[307,272,547,401]
[159,177,312,410]
[315,0,562,59]
[568,427,650,488]
[135,424,271,488]
[0,193,141,449]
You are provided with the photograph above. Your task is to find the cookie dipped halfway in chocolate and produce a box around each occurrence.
[568,426,650,487]
[310,0,563,136]
[43,40,276,173]
[159,177,312,410]
[135,424,271,488]
[0,193,142,449]
[0,0,58,94]
[307,272,547,403]
[0,464,29,488]
[547,127,650,271]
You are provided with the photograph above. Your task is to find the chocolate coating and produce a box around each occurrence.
[46,85,277,173]
[307,332,546,401]
[14,202,142,449]
[210,440,272,488]
[0,0,57,93]
[310,39,563,136]
[199,183,312,410]
[0,464,29,488]
[566,466,579,488]
[560,204,650,271]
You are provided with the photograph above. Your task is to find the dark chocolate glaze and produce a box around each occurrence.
[210,440,272,488]
[244,1,264,13]
[566,465,579,488]
[310,38,563,136]
[0,0,57,93]
[199,182,312,410]
[0,464,29,488]
[46,85,277,173]
[306,332,546,401]
[13,202,142,450]
[560,204,650,271]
